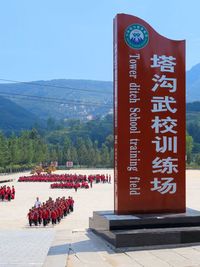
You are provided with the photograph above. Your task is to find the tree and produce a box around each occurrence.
[8,133,20,165]
[0,132,9,167]
[186,133,193,164]
[70,147,78,165]
[63,137,72,162]
[78,143,88,166]
[105,134,114,150]
[187,122,200,143]
[110,148,114,167]
[194,154,200,166]
[85,138,95,166]
[100,144,110,167]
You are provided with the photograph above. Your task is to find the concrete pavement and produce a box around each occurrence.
[1,169,200,266]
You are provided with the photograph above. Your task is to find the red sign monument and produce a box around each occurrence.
[114,14,185,214]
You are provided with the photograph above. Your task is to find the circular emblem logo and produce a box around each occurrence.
[124,24,149,49]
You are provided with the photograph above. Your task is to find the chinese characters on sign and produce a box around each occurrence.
[114,14,185,214]
[150,54,178,195]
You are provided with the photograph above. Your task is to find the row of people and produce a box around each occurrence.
[51,181,89,189]
[0,185,15,201]
[18,174,111,183]
[27,196,74,227]
[88,174,111,183]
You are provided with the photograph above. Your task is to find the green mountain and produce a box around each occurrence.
[0,79,113,120]
[0,96,39,132]
[0,65,199,123]
[187,63,200,102]
[0,65,199,132]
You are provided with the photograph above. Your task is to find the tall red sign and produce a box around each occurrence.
[114,14,185,214]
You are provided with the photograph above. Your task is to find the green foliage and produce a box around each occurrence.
[187,122,200,143]
[194,154,200,166]
[3,101,200,170]
[186,103,200,166]
[2,99,200,170]
[0,116,114,172]
[0,129,48,172]
[186,133,193,164]
[0,96,39,133]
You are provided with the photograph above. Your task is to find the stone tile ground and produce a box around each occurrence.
[1,170,200,267]
[0,230,55,267]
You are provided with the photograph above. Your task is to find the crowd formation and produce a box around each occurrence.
[27,196,74,227]
[0,185,15,201]
[18,173,111,183]
[51,180,89,189]
[1,173,110,226]
[1,172,111,230]
[18,173,111,191]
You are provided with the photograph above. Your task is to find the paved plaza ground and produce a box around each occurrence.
[0,169,200,266]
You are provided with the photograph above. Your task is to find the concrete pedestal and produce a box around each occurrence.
[89,209,200,249]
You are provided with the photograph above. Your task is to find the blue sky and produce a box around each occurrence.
[0,0,199,82]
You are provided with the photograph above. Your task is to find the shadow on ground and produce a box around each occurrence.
[46,230,115,256]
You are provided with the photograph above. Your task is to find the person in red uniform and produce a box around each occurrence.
[42,207,48,226]
[38,207,43,225]
[51,209,57,225]
[46,207,50,224]
[6,186,11,201]
[0,187,3,201]
[33,209,39,226]
[74,183,78,192]
[27,209,34,226]
[68,196,74,212]
[1,186,6,201]
[11,186,15,199]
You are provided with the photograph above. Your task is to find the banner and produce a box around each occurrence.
[114,14,185,214]
[66,161,73,168]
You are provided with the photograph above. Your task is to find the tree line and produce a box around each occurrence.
[186,100,200,166]
[186,121,200,167]
[0,115,113,173]
[1,109,200,173]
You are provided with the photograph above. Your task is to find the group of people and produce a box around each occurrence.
[51,180,89,189]
[0,185,15,201]
[50,174,111,191]
[27,196,74,227]
[18,173,111,184]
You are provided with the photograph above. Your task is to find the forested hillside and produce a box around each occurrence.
[0,70,200,171]
[187,63,200,102]
[0,79,113,121]
[0,115,113,172]
[0,100,200,172]
[186,101,200,166]
[0,96,39,132]
[0,62,200,132]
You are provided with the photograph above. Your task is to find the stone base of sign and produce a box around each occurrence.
[89,209,200,249]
